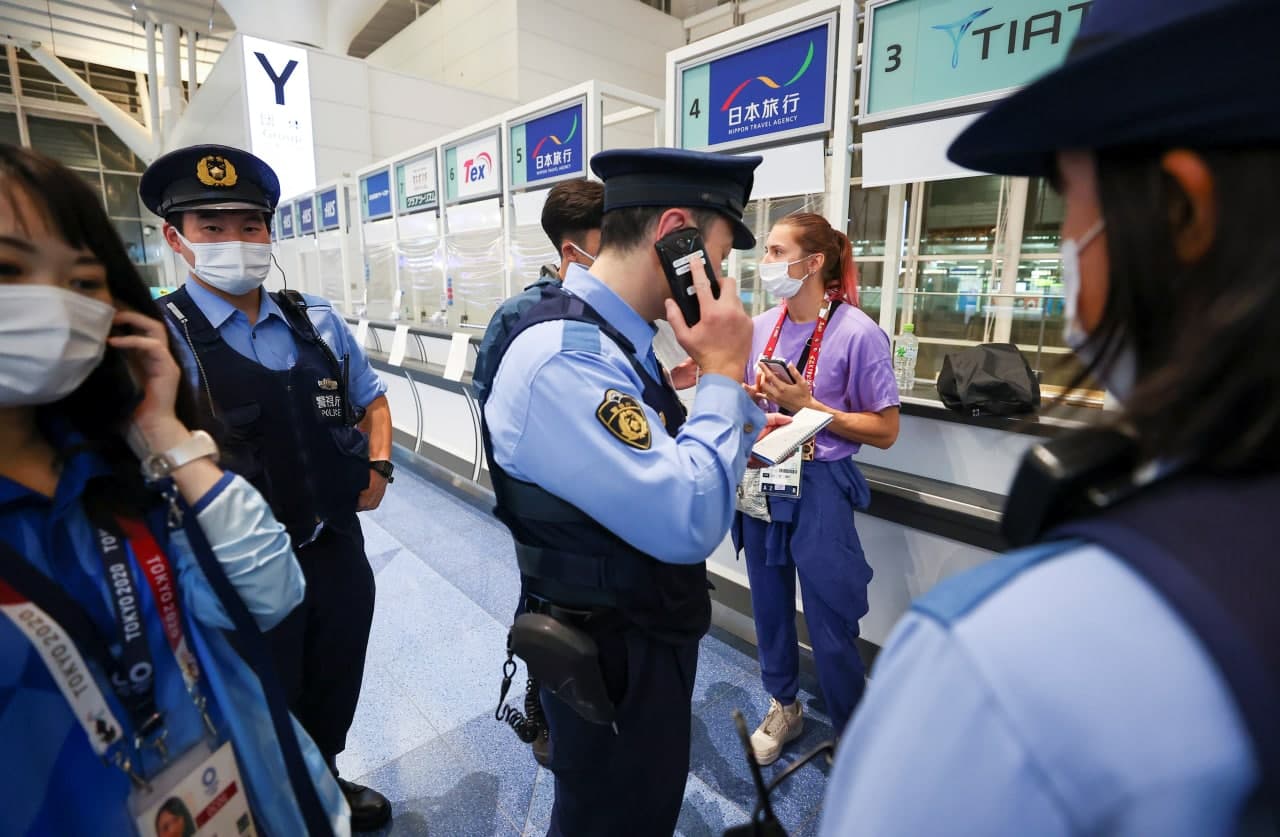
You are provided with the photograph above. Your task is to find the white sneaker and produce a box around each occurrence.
[749,698,804,766]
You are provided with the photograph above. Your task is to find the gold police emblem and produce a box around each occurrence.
[196,155,238,188]
[596,389,651,450]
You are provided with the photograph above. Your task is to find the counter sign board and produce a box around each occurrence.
[396,150,439,214]
[509,100,586,189]
[242,36,316,201]
[445,130,501,203]
[297,195,316,235]
[279,202,296,238]
[678,15,836,152]
[318,187,340,231]
[360,168,393,222]
[862,0,1094,123]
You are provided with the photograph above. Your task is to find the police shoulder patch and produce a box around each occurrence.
[596,389,651,450]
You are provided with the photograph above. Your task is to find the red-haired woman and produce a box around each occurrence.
[737,211,900,764]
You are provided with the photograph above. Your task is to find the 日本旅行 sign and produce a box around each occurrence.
[445,130,501,204]
[396,151,439,215]
[360,169,393,222]
[318,187,340,231]
[509,100,586,189]
[298,195,316,235]
[279,202,296,238]
[862,0,1094,123]
[678,14,836,153]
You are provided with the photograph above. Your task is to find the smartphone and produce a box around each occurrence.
[759,357,796,384]
[655,227,721,327]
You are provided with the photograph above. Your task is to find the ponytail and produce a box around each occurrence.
[777,212,861,307]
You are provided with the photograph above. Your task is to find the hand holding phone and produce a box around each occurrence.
[655,227,720,327]
[758,357,796,384]
[658,229,753,383]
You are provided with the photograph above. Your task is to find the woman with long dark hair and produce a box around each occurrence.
[820,1,1279,833]
[737,212,900,764]
[0,145,348,835]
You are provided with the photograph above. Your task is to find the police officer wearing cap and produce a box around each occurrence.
[821,0,1280,834]
[476,148,776,835]
[141,145,394,832]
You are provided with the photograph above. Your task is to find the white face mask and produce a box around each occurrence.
[0,285,115,407]
[568,242,597,265]
[1060,218,1137,401]
[759,257,811,300]
[176,231,273,296]
[1061,218,1106,349]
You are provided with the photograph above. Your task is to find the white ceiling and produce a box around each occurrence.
[1,0,431,81]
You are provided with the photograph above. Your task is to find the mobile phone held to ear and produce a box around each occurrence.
[655,227,720,328]
[758,357,796,384]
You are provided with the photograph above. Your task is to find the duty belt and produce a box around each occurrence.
[523,594,620,630]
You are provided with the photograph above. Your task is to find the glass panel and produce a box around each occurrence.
[447,229,505,328]
[510,221,556,293]
[0,112,19,146]
[1023,177,1064,254]
[1010,260,1066,349]
[400,237,447,325]
[848,184,890,257]
[17,57,85,105]
[28,117,99,169]
[0,53,11,96]
[920,176,1001,255]
[98,128,142,173]
[898,259,999,342]
[855,260,884,325]
[104,173,143,218]
[364,243,398,321]
[112,218,147,265]
[73,169,104,207]
[320,249,347,310]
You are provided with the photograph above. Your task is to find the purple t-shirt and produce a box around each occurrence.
[747,303,900,460]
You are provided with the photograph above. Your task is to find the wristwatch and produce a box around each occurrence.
[141,430,220,482]
[370,459,395,483]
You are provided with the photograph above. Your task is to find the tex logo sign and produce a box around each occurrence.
[463,151,493,184]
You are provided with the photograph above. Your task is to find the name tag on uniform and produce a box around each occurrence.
[313,390,345,423]
[760,456,802,498]
[131,740,255,837]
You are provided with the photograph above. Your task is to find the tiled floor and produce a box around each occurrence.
[340,470,834,836]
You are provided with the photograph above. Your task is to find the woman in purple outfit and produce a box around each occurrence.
[736,212,900,765]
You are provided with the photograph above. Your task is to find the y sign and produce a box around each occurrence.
[255,52,298,106]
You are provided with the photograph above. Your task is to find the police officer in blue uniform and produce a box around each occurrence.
[141,145,394,832]
[477,148,771,836]
[820,1,1280,834]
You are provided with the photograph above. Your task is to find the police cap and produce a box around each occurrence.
[590,148,762,250]
[139,144,280,217]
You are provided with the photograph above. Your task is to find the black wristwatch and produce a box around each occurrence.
[370,459,395,483]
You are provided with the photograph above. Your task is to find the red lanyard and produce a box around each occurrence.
[762,295,838,384]
[117,518,203,691]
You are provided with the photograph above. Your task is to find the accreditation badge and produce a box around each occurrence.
[760,455,802,498]
[131,740,255,837]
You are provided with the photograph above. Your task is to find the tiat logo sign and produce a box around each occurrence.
[463,151,493,184]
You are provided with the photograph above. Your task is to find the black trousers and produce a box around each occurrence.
[543,627,699,837]
[268,515,375,769]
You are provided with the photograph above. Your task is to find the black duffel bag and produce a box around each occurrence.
[936,343,1041,416]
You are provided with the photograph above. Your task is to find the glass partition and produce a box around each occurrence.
[364,242,398,320]
[447,229,505,328]
[400,237,446,325]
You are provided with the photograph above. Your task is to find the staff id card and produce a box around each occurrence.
[132,741,255,837]
[759,456,802,498]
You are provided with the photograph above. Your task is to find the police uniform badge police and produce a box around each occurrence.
[196,155,238,188]
[596,389,651,450]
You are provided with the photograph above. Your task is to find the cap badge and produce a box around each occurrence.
[196,155,238,188]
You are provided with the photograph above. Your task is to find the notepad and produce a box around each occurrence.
[751,408,833,466]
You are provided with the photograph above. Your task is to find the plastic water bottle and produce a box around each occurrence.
[894,323,919,391]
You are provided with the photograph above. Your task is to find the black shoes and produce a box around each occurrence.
[336,776,393,832]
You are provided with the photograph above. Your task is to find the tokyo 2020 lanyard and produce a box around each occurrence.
[762,294,842,386]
